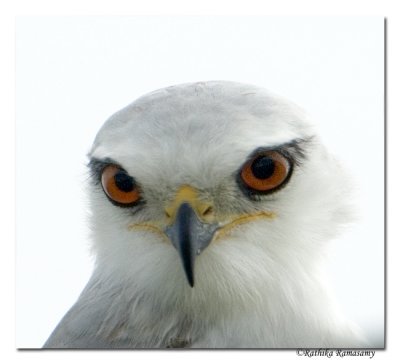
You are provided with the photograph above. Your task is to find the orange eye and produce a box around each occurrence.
[101,165,140,205]
[240,151,291,193]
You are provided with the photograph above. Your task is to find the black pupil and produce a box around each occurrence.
[114,171,134,192]
[251,156,275,179]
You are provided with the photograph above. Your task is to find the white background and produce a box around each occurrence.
[15,16,385,349]
[2,1,400,363]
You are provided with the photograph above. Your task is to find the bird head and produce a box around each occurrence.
[87,81,352,310]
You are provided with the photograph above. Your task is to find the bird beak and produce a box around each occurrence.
[164,186,219,287]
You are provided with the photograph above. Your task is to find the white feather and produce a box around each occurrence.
[44,81,366,348]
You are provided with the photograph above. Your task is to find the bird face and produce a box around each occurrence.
[88,82,350,302]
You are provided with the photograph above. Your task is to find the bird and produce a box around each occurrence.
[43,81,365,348]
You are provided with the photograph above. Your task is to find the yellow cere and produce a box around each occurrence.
[128,184,276,243]
[164,185,213,223]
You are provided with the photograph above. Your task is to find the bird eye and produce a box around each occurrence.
[101,165,140,205]
[240,151,291,193]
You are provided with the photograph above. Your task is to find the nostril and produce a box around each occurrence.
[202,206,213,216]
[165,211,171,219]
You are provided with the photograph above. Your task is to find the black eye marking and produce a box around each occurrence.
[88,157,115,184]
[236,137,314,199]
[88,157,145,210]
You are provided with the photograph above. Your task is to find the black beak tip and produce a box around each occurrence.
[165,202,218,289]
[183,266,195,287]
[188,277,195,288]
